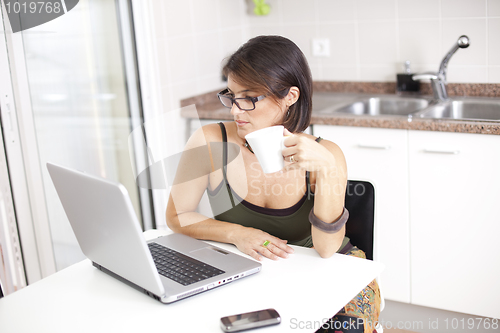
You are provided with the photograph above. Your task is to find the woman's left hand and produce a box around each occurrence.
[282,128,336,173]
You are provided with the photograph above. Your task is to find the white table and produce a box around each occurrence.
[0,230,384,332]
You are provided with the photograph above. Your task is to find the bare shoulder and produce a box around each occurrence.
[187,122,224,148]
[302,133,345,160]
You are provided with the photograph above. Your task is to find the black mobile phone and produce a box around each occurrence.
[220,308,281,332]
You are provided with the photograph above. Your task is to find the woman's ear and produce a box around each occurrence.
[285,86,300,107]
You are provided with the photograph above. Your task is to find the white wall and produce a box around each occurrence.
[149,0,248,111]
[249,0,500,84]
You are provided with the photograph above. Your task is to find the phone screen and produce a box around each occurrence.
[220,308,280,332]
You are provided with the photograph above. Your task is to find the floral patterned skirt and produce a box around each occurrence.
[315,246,381,333]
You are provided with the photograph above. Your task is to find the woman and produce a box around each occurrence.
[166,35,380,333]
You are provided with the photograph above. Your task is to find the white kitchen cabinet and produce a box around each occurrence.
[313,125,411,303]
[408,130,500,319]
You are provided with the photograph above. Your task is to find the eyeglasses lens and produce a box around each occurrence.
[219,95,254,111]
[219,95,233,108]
[235,98,254,110]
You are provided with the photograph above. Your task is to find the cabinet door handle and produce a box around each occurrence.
[357,143,391,150]
[423,149,460,155]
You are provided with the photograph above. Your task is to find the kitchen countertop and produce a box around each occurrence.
[180,86,500,136]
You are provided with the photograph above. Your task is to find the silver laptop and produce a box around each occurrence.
[47,162,261,304]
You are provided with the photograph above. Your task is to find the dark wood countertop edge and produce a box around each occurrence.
[310,115,500,135]
[313,81,500,97]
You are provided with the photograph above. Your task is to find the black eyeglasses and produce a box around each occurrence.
[217,88,266,111]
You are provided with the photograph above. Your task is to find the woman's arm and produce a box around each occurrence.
[166,124,243,242]
[282,133,347,258]
[309,141,347,258]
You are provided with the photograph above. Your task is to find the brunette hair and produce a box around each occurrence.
[222,35,313,133]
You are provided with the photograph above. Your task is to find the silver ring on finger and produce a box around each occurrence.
[289,155,296,163]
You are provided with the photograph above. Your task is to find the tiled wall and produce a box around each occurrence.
[150,0,499,109]
[150,0,248,110]
[250,0,500,84]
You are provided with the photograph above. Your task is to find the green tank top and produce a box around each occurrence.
[207,123,349,250]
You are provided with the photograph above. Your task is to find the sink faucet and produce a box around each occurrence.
[412,35,470,101]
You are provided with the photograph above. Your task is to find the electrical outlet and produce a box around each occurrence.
[312,38,330,57]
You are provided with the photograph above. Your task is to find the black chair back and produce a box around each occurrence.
[344,180,375,260]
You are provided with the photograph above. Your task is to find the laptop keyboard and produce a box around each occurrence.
[148,242,225,286]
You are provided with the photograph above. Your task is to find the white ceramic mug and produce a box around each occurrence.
[245,125,286,174]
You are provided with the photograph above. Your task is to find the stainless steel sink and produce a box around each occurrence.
[311,93,500,122]
[417,100,500,121]
[334,97,430,116]
[311,93,355,113]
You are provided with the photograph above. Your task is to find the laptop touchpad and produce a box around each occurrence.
[190,247,229,261]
